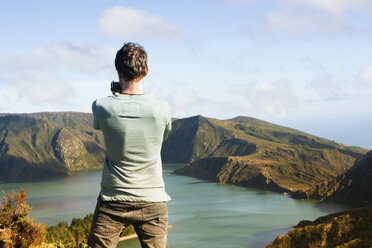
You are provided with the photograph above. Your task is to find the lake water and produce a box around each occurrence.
[0,164,353,248]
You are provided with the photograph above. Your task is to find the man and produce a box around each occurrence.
[88,42,171,248]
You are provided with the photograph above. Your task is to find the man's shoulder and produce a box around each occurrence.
[93,96,115,105]
[92,97,116,116]
[145,97,171,127]
[93,96,117,109]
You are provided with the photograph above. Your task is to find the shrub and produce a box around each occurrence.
[0,188,47,248]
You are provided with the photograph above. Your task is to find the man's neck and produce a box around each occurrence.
[120,78,144,95]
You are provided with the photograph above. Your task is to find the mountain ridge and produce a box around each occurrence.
[170,115,368,192]
[0,112,368,191]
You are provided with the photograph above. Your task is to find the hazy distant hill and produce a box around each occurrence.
[265,204,372,248]
[0,112,105,182]
[170,115,368,192]
[293,150,372,203]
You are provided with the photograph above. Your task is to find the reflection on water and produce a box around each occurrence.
[315,201,363,214]
[0,164,351,248]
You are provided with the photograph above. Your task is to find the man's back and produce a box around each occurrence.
[88,42,170,248]
[92,94,171,202]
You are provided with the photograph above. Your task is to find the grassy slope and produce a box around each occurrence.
[293,150,372,203]
[0,112,105,182]
[263,150,372,247]
[1,112,368,188]
[265,205,372,248]
[171,115,368,192]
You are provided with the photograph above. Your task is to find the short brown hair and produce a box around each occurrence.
[115,42,148,82]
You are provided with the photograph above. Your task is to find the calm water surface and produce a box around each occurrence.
[0,164,352,248]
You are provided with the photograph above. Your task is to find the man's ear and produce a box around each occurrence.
[145,67,149,76]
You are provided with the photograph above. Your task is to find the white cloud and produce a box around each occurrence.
[16,42,114,73]
[307,74,348,100]
[161,81,297,119]
[230,0,369,40]
[281,0,372,14]
[225,0,257,3]
[99,6,183,41]
[226,0,372,14]
[264,9,344,39]
[232,81,297,118]
[299,57,326,72]
[357,66,372,87]
[0,42,115,109]
[166,87,204,118]
[10,71,72,103]
[0,86,19,113]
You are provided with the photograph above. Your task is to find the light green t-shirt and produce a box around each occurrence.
[92,94,171,202]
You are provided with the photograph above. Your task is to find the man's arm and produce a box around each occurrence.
[92,100,101,130]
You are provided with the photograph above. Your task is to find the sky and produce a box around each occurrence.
[1,0,372,149]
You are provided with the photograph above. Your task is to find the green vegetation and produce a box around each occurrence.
[0,188,46,248]
[293,150,372,203]
[0,112,368,195]
[0,188,136,248]
[264,150,372,247]
[265,204,372,248]
[0,112,105,182]
[169,115,368,192]
[46,214,135,247]
[46,215,93,246]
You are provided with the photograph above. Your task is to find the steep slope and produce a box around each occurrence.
[0,112,105,182]
[265,205,372,248]
[293,150,372,203]
[1,112,368,188]
[171,115,368,192]
[162,115,257,163]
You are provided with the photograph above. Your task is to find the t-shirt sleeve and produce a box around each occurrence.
[165,103,172,131]
[92,100,101,130]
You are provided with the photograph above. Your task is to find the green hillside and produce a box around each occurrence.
[0,112,105,182]
[1,112,368,191]
[170,115,368,192]
[265,204,372,248]
[293,150,372,203]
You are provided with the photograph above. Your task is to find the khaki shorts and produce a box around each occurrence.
[88,197,168,248]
